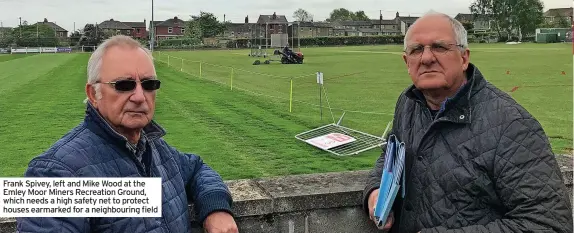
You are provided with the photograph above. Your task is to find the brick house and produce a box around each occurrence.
[123,21,148,39]
[543,7,573,26]
[287,21,314,38]
[223,16,256,39]
[336,21,373,36]
[97,19,132,36]
[257,12,289,38]
[152,16,186,41]
[287,22,334,38]
[393,12,419,35]
[36,18,68,38]
[371,15,401,35]
[312,22,333,37]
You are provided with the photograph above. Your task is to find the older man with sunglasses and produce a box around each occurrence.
[17,35,238,233]
[363,12,573,233]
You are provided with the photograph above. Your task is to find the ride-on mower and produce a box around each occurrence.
[252,46,304,65]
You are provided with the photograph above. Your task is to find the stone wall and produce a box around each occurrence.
[1,167,572,233]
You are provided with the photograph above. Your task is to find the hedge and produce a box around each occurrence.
[226,35,405,48]
[157,38,201,47]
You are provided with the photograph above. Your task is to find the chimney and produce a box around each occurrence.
[245,15,249,24]
[396,12,399,18]
[43,18,48,23]
[380,10,383,21]
[224,14,226,22]
[110,18,114,21]
[273,12,277,19]
[144,19,146,27]
[174,16,178,20]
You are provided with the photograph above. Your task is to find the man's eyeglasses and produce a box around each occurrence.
[96,79,161,92]
[404,43,464,58]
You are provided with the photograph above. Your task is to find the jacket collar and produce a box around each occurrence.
[84,102,166,148]
[405,63,487,124]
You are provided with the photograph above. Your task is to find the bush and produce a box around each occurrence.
[157,38,201,47]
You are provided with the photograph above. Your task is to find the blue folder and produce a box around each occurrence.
[373,134,406,228]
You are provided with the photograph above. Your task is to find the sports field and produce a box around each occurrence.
[0,43,571,178]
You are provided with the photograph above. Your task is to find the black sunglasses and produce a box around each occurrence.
[96,79,161,92]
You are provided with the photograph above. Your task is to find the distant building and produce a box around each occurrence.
[36,18,68,38]
[152,16,186,41]
[454,13,493,32]
[98,19,133,36]
[257,12,289,38]
[122,21,148,39]
[393,12,419,35]
[371,16,401,35]
[543,7,573,25]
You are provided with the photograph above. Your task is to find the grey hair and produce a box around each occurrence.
[403,10,468,51]
[86,35,153,100]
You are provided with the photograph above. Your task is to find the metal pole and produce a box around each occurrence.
[150,0,155,51]
[297,22,301,52]
[291,22,294,47]
[19,17,22,38]
[319,82,322,120]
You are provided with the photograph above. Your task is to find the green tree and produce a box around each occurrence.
[513,0,544,37]
[327,8,372,22]
[189,12,225,38]
[0,30,14,48]
[462,21,475,31]
[556,15,571,28]
[12,24,58,47]
[69,30,82,46]
[327,8,354,21]
[293,8,313,22]
[352,11,370,21]
[470,0,544,40]
[183,20,203,45]
[79,24,104,46]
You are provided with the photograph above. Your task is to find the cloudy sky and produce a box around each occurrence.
[0,0,571,32]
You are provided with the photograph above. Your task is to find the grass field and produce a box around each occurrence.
[0,43,572,179]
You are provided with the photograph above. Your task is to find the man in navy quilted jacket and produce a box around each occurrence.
[363,12,572,233]
[17,35,238,233]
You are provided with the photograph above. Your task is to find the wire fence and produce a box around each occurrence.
[153,50,573,125]
[154,51,396,118]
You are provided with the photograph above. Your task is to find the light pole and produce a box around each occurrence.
[150,0,155,51]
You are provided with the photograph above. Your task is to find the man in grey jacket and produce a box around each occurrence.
[363,11,573,233]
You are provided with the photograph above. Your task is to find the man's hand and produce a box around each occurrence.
[368,189,394,231]
[203,211,238,233]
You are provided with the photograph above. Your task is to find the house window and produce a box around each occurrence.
[168,27,173,33]
[137,28,141,33]
[181,28,185,34]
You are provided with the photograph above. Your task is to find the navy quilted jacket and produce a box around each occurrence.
[363,63,573,233]
[17,103,233,233]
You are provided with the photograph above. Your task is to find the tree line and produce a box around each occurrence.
[469,0,569,39]
[1,4,571,48]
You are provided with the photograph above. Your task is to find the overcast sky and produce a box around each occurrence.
[0,0,571,32]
